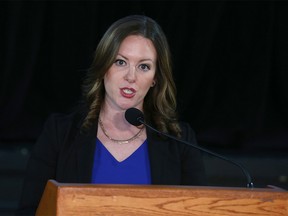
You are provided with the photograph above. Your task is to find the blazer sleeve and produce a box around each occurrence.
[15,114,66,215]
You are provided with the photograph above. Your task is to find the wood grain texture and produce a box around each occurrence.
[36,180,288,216]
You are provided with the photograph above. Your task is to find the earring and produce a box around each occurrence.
[151,81,156,87]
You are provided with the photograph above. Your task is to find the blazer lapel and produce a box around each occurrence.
[76,122,98,183]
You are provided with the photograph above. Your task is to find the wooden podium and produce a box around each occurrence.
[36,180,288,216]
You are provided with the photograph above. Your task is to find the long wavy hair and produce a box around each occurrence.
[82,15,181,137]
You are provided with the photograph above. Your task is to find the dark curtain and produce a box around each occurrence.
[1,0,288,152]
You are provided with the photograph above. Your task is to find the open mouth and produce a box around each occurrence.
[120,88,136,98]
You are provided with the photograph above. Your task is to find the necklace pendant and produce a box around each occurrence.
[118,140,129,144]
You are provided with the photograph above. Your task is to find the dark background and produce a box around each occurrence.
[1,0,288,215]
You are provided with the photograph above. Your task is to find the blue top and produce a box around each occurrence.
[91,138,151,184]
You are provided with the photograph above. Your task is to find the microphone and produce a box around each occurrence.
[125,107,254,188]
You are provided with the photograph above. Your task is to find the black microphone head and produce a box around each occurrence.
[125,108,144,126]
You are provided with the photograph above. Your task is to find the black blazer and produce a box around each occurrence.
[16,110,206,215]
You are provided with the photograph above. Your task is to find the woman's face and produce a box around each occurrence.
[103,35,157,111]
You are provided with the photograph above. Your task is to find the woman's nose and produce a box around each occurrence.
[124,66,136,83]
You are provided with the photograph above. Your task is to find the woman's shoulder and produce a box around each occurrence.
[44,106,87,129]
[35,107,88,150]
[178,121,195,136]
[174,121,198,147]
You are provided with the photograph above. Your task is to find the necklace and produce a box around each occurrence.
[98,118,144,144]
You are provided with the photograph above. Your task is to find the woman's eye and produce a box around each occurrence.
[115,59,126,66]
[139,64,150,71]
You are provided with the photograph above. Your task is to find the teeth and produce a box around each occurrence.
[123,89,133,94]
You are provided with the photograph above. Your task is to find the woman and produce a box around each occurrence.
[17,15,206,215]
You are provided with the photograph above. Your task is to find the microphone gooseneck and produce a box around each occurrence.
[125,107,254,188]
